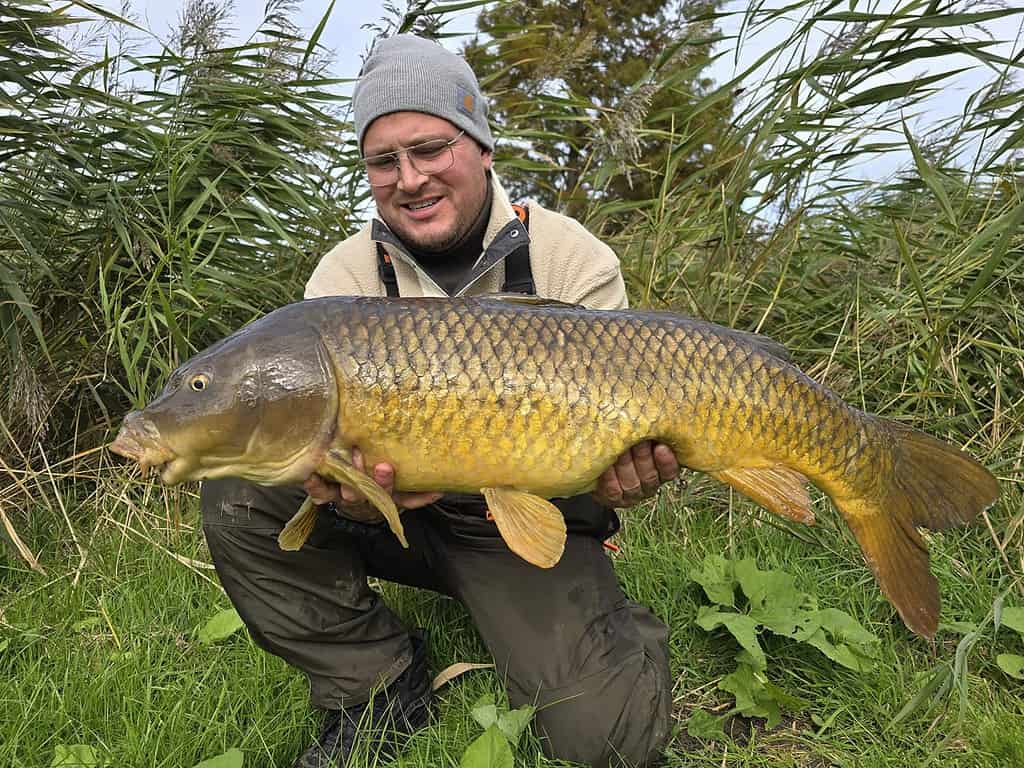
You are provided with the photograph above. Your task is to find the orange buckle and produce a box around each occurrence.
[603,539,620,554]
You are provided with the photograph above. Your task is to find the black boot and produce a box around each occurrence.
[292,633,433,768]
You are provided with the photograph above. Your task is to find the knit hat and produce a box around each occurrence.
[353,34,494,152]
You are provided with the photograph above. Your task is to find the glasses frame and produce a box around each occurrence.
[361,130,466,187]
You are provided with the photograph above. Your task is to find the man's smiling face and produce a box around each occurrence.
[363,111,493,253]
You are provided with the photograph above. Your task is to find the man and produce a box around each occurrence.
[200,34,680,768]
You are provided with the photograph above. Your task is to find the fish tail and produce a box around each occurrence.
[837,421,998,638]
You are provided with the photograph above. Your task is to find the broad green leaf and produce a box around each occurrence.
[801,628,876,672]
[686,710,727,741]
[696,607,766,670]
[689,555,736,607]
[719,665,781,727]
[198,608,245,645]
[459,725,514,768]
[996,654,1024,680]
[719,665,762,714]
[191,748,244,768]
[0,638,8,653]
[813,609,880,647]
[736,559,803,634]
[470,694,498,731]
[497,705,535,747]
[51,745,105,767]
[1000,607,1024,635]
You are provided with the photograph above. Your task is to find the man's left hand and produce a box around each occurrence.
[593,441,680,508]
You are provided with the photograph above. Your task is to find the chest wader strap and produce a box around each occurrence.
[375,203,534,297]
[503,204,535,295]
[377,244,401,298]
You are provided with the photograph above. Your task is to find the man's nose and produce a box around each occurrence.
[395,153,428,191]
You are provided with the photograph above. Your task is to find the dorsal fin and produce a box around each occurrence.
[728,328,792,363]
[482,293,581,309]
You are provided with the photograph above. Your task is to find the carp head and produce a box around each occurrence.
[110,306,338,486]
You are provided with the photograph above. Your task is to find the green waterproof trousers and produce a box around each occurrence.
[200,478,672,767]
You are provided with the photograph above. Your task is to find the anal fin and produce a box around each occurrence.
[481,488,567,568]
[711,466,815,525]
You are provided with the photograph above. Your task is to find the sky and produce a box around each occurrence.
[106,0,1024,186]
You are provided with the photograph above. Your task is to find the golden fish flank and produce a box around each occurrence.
[109,295,999,639]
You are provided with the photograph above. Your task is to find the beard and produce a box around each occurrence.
[384,206,472,255]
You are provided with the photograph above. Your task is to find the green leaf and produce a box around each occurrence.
[459,725,514,768]
[903,122,957,229]
[470,694,499,731]
[939,621,978,636]
[191,748,244,768]
[696,607,766,670]
[956,198,1024,317]
[1000,607,1024,635]
[689,555,737,607]
[996,654,1024,680]
[51,745,105,767]
[198,608,245,645]
[801,629,873,672]
[761,680,809,714]
[797,609,880,672]
[892,663,954,729]
[719,665,782,727]
[735,559,804,634]
[686,710,727,741]
[497,705,535,747]
[300,0,335,75]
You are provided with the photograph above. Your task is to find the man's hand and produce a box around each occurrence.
[302,447,443,522]
[593,441,680,508]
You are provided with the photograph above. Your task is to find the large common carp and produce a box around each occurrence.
[110,295,998,638]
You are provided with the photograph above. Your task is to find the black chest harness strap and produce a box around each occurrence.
[376,203,534,297]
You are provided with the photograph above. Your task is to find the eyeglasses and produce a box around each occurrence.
[361,130,466,187]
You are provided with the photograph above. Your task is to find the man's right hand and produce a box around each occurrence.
[302,447,443,522]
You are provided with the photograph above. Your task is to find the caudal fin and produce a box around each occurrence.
[836,422,998,638]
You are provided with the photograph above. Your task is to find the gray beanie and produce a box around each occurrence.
[353,34,494,152]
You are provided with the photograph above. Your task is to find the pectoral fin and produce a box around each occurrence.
[279,496,318,551]
[481,487,567,568]
[317,449,407,548]
[711,466,815,525]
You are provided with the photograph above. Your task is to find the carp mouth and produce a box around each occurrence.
[109,419,180,483]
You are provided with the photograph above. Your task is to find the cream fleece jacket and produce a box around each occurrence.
[305,173,628,310]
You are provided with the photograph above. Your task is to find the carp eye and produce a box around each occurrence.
[189,374,210,392]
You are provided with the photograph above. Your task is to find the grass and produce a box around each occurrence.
[2,478,1022,767]
[3,0,1024,766]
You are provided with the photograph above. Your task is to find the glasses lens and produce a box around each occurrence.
[408,141,454,175]
[364,155,398,186]
[363,135,458,186]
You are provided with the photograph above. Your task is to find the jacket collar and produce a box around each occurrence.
[370,172,531,297]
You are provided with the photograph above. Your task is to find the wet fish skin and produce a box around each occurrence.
[110,295,999,638]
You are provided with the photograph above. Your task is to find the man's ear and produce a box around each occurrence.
[482,149,493,171]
